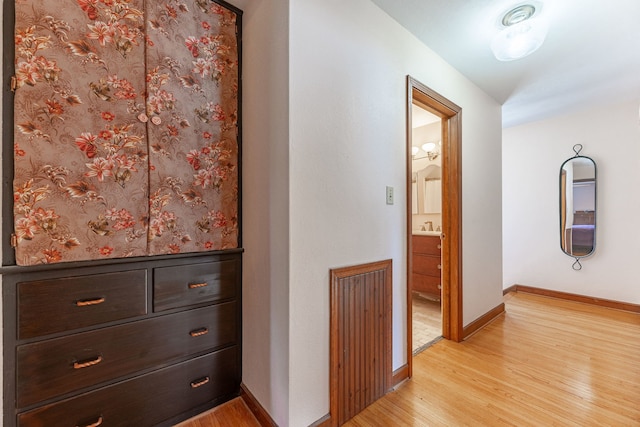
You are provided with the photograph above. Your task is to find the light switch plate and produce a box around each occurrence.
[386,186,394,205]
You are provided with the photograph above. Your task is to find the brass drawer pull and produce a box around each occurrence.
[437,264,442,270]
[188,282,208,289]
[76,416,103,427]
[437,244,442,249]
[76,297,105,307]
[73,355,103,369]
[437,284,442,290]
[189,327,209,337]
[190,376,210,389]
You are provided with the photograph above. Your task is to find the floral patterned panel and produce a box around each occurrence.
[13,0,240,265]
[13,0,150,265]
[145,1,239,255]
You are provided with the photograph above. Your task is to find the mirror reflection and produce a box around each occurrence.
[560,155,596,257]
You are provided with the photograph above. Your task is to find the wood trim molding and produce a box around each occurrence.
[240,384,278,427]
[445,111,463,342]
[503,285,517,295]
[462,302,505,339]
[391,364,409,389]
[507,285,640,313]
[309,414,331,427]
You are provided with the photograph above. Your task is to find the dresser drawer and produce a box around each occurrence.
[154,260,238,311]
[412,235,441,256]
[18,346,240,427]
[17,302,237,408]
[413,254,442,277]
[413,273,441,296]
[18,270,147,339]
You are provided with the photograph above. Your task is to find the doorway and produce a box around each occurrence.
[406,76,462,378]
[410,104,443,354]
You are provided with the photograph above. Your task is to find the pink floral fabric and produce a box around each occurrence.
[13,0,239,265]
[145,0,239,255]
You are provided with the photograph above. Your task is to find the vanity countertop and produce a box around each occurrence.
[412,230,441,236]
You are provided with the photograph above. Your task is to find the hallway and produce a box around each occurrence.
[182,291,640,426]
[346,291,640,426]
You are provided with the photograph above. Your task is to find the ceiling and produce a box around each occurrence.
[370,0,640,128]
[412,104,440,129]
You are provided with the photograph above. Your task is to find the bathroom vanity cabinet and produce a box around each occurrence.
[412,235,442,300]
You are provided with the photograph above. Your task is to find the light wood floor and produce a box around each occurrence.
[412,293,442,353]
[174,398,261,427]
[346,292,640,426]
[181,291,640,426]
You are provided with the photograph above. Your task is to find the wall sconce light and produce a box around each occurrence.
[412,141,440,160]
[491,4,548,61]
[421,142,439,161]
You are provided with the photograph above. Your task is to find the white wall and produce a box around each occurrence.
[231,0,291,424]
[288,0,503,425]
[503,99,640,304]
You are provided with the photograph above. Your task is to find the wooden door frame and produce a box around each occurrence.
[406,76,463,376]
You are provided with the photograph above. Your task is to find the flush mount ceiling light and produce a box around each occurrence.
[501,4,536,26]
[491,4,548,61]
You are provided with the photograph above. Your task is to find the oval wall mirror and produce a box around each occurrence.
[559,145,596,265]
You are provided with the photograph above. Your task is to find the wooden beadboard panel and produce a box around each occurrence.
[315,358,406,426]
[330,260,393,427]
[507,284,640,313]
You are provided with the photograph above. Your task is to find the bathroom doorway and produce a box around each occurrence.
[410,103,443,354]
[406,76,462,377]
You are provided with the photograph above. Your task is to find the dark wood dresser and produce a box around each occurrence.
[2,251,242,427]
[412,234,442,300]
[3,0,244,424]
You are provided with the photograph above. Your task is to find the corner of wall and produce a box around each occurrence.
[239,0,291,425]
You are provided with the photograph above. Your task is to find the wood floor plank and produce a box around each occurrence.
[175,398,261,427]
